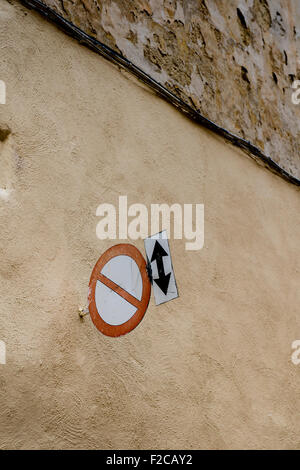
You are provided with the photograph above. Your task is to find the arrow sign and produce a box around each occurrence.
[144,231,179,305]
[151,241,171,295]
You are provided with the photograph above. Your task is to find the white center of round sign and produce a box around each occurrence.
[95,255,142,325]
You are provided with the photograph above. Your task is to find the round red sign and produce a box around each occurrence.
[88,244,151,337]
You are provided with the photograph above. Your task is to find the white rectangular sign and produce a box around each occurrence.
[144,231,178,305]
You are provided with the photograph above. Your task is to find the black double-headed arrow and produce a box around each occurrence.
[151,241,171,295]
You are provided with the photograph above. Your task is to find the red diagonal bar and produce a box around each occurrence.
[97,273,141,309]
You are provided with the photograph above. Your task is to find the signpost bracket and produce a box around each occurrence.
[79,306,90,318]
[146,257,153,285]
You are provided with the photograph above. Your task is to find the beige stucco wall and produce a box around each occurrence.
[0,1,300,449]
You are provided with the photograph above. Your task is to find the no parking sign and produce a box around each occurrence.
[88,244,151,337]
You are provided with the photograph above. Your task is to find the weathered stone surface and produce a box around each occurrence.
[42,0,300,178]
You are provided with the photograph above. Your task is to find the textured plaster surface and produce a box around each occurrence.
[1,1,300,449]
[41,0,300,178]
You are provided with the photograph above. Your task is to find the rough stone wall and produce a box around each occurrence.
[41,0,300,178]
